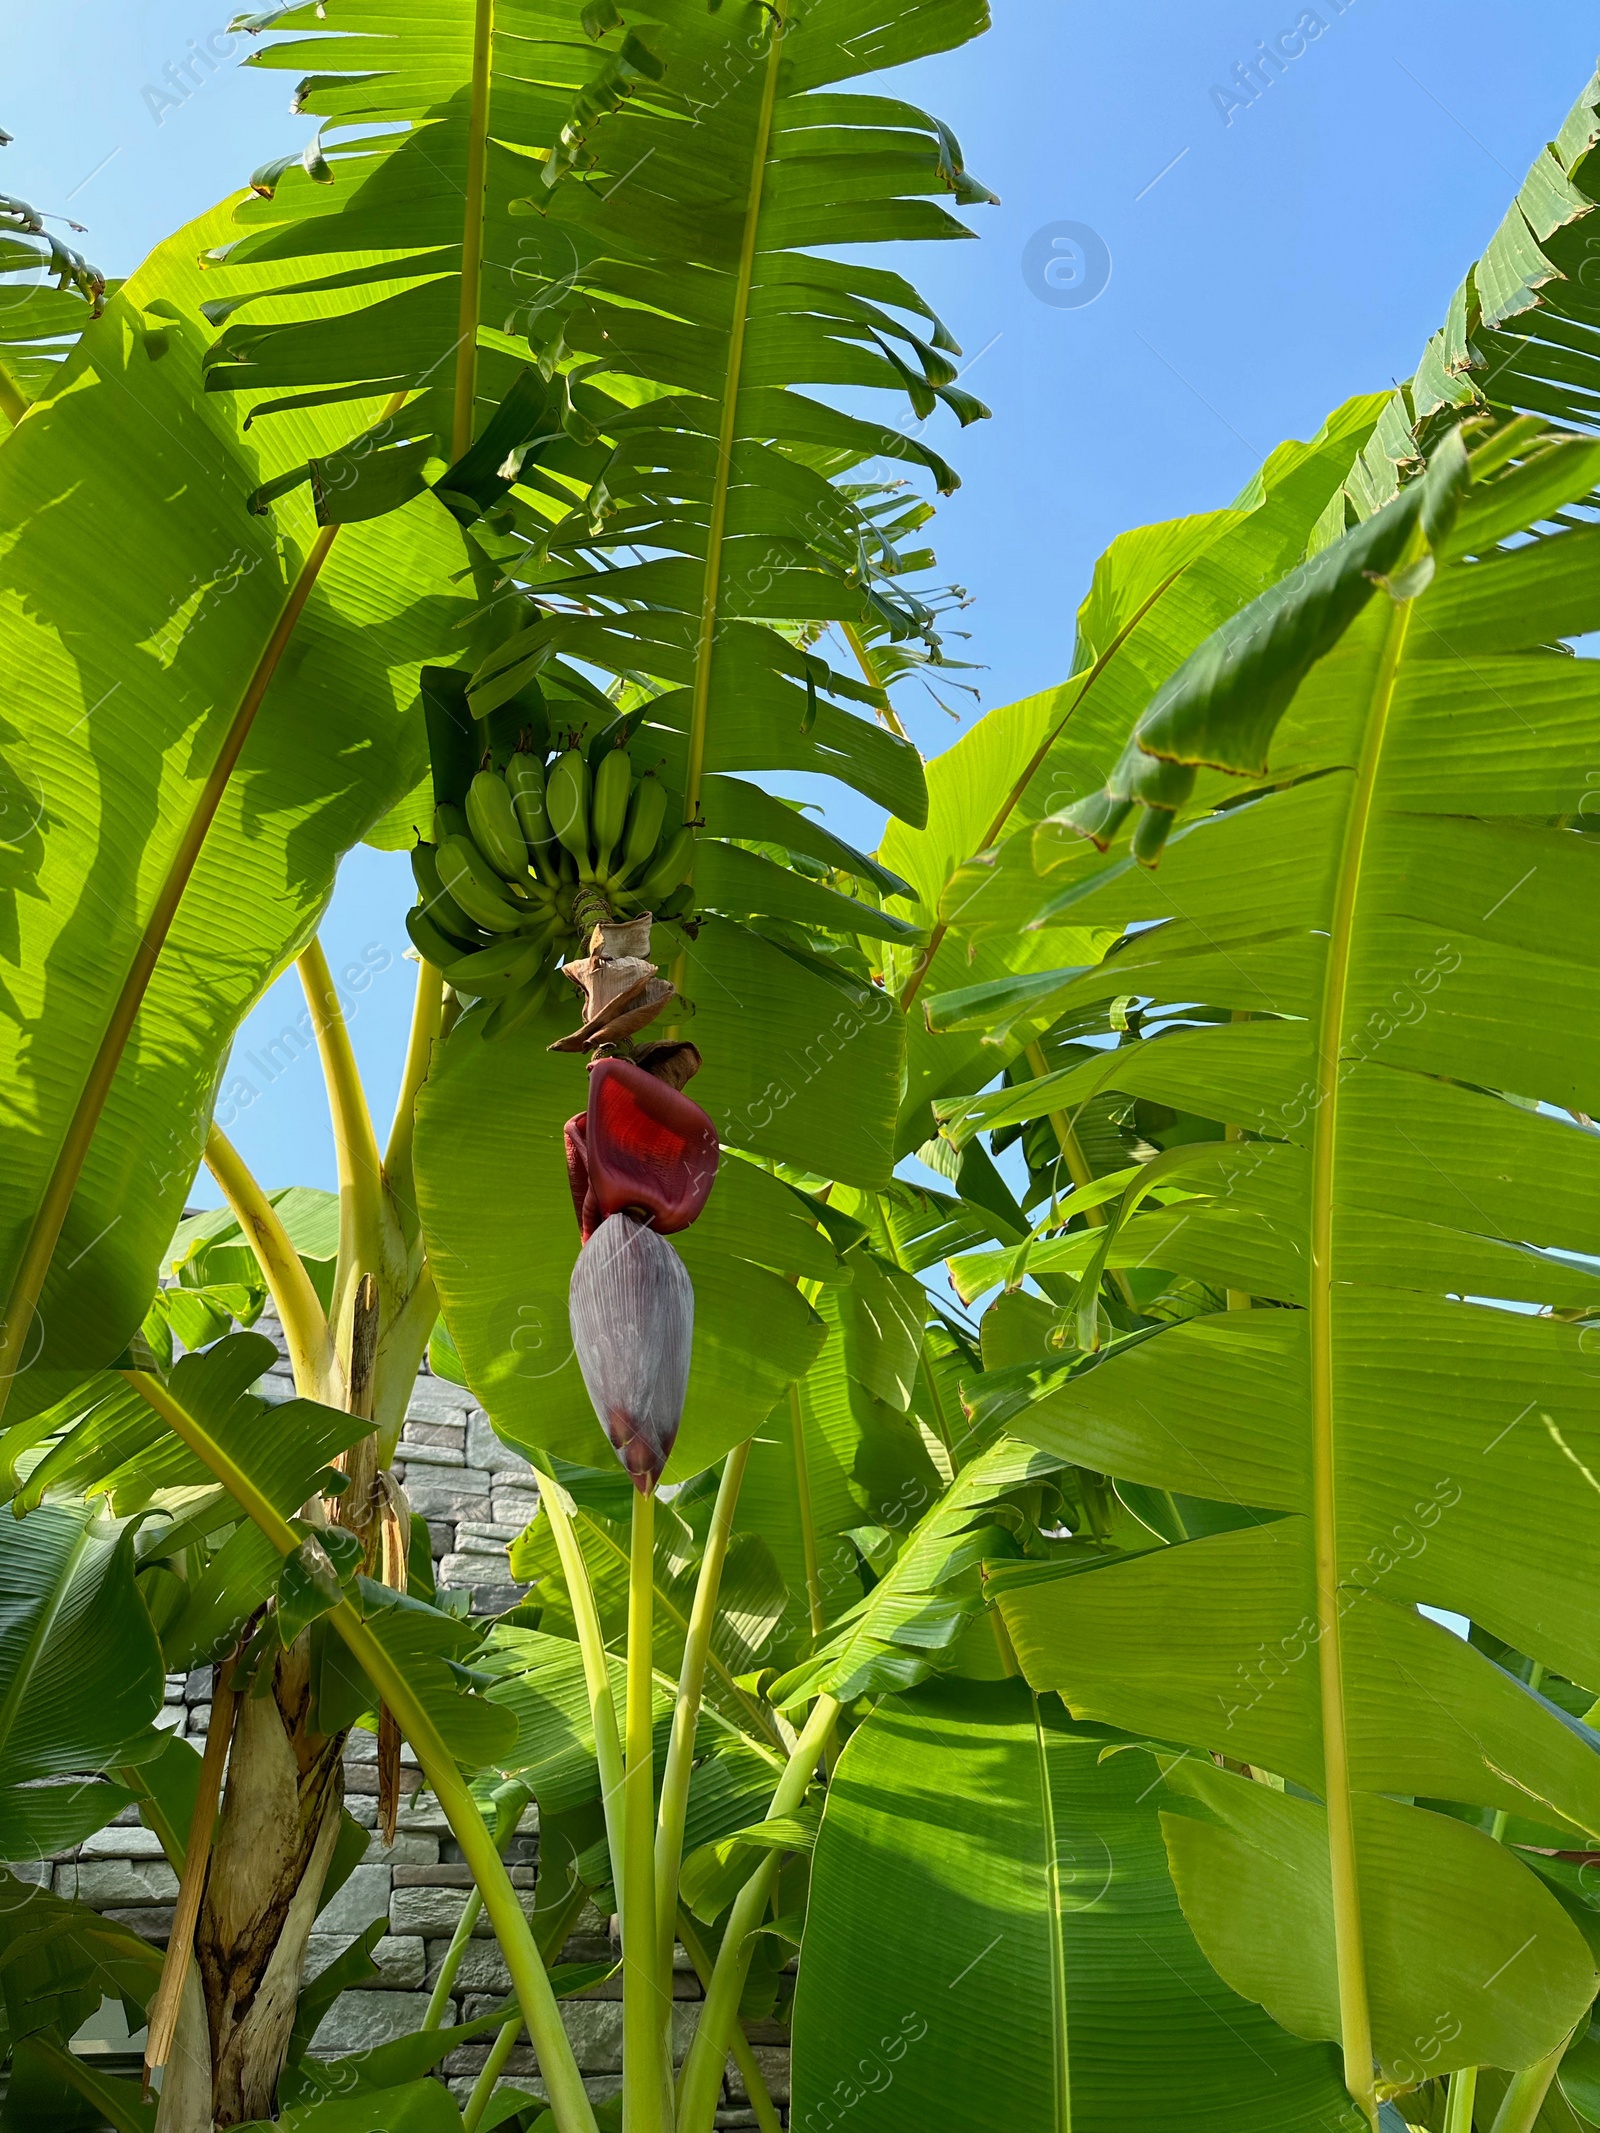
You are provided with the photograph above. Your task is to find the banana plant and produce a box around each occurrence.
[924,415,1600,2131]
[880,389,1385,1156]
[1,7,992,2130]
[15,21,1600,2133]
[780,72,1600,2133]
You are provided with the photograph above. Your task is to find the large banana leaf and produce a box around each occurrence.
[208,0,993,862]
[792,1680,1355,2133]
[0,202,470,1418]
[0,1872,161,2130]
[880,393,1384,1155]
[0,1878,159,2023]
[451,0,991,821]
[0,1504,165,1858]
[981,427,1600,2105]
[110,1356,521,1770]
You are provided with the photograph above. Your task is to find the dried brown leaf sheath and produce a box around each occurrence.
[569,1213,694,1492]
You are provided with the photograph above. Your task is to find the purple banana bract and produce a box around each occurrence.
[568,1211,694,1492]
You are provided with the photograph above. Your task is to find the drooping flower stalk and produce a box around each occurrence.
[561,907,723,2124]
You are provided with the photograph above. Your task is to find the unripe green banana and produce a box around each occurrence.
[409,844,480,946]
[631,824,694,907]
[466,769,530,880]
[433,802,468,848]
[506,754,560,881]
[406,904,465,967]
[482,970,552,1042]
[437,835,525,934]
[591,746,633,875]
[442,933,546,998]
[546,749,593,875]
[613,773,667,883]
[656,882,694,920]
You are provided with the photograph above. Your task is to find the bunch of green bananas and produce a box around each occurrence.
[404,742,695,1039]
[544,743,696,916]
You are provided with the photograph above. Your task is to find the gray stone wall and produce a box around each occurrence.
[38,1311,788,2125]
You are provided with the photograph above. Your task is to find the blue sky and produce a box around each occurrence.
[10,0,1599,1199]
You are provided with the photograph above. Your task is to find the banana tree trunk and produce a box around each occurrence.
[185,1093,438,2122]
[195,1638,346,2126]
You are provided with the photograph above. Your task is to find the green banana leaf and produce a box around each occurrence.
[167,1186,341,1311]
[881,392,1385,1155]
[663,915,906,1185]
[1557,2029,1600,2129]
[0,198,470,1421]
[501,1505,780,1748]
[207,0,986,850]
[8,1330,375,1682]
[482,1620,779,1900]
[63,1345,516,1766]
[985,425,1600,2091]
[0,1869,161,2044]
[241,2082,463,2133]
[287,1999,573,2109]
[413,986,897,1481]
[509,1458,793,1723]
[734,1282,946,1641]
[449,0,990,818]
[768,1436,1063,1712]
[791,1679,1355,2133]
[0,1505,165,1858]
[482,1622,668,1815]
[201,0,583,434]
[15,1333,366,1531]
[0,2036,154,2133]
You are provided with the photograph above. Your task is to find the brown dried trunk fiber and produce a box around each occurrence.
[195,1638,345,2125]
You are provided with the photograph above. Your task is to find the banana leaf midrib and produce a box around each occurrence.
[1308,547,1420,2120]
[1033,1691,1071,2131]
[682,11,785,832]
[454,0,497,462]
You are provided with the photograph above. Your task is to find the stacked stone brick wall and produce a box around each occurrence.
[33,1310,788,2124]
